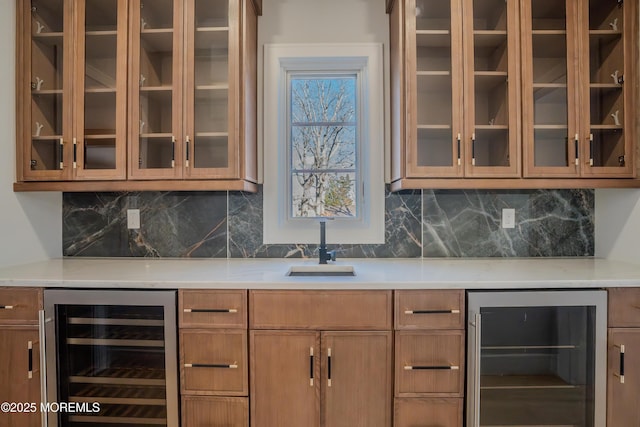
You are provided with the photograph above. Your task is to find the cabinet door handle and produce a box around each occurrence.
[183,308,238,313]
[404,309,460,315]
[73,138,78,169]
[471,133,476,166]
[574,134,579,166]
[185,135,191,168]
[456,133,461,166]
[589,134,594,166]
[309,347,314,386]
[184,363,238,369]
[28,341,33,379]
[0,305,15,310]
[171,136,176,168]
[615,344,625,384]
[404,365,459,370]
[327,347,332,387]
[39,310,49,427]
[59,138,64,170]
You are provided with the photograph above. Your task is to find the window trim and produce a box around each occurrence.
[263,44,384,245]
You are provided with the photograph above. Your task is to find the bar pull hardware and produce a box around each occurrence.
[457,133,461,166]
[309,347,314,386]
[615,344,625,384]
[471,313,481,427]
[185,135,191,168]
[184,362,238,369]
[171,136,176,168]
[471,133,476,166]
[405,309,460,315]
[0,305,15,310]
[183,308,238,313]
[28,341,33,379]
[574,134,579,166]
[589,134,594,166]
[73,138,77,169]
[327,347,332,387]
[59,138,64,170]
[404,365,459,370]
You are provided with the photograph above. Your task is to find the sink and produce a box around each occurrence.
[287,265,355,277]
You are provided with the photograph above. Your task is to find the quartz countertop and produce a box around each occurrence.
[1,257,640,289]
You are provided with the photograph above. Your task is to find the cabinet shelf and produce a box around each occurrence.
[32,89,63,95]
[70,384,166,406]
[86,30,118,36]
[140,29,174,52]
[195,28,229,49]
[474,72,507,92]
[140,133,173,138]
[475,125,508,130]
[196,132,229,137]
[591,125,623,130]
[31,135,62,140]
[418,125,451,130]
[416,30,451,48]
[481,374,576,390]
[473,31,507,48]
[32,32,64,46]
[532,30,566,36]
[534,125,568,130]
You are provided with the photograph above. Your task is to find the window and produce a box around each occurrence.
[263,44,384,244]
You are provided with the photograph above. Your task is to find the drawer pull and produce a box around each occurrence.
[184,362,238,369]
[183,308,238,313]
[0,305,15,310]
[309,347,314,386]
[404,365,459,371]
[28,341,33,379]
[404,309,460,315]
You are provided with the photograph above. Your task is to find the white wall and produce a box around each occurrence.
[595,189,640,264]
[257,0,390,182]
[0,2,61,267]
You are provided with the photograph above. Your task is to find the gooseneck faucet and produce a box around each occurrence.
[319,221,337,264]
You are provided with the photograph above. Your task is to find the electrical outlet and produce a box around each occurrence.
[127,209,140,229]
[502,208,515,229]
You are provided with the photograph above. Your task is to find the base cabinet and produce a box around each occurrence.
[394,398,463,427]
[608,288,640,426]
[181,396,248,427]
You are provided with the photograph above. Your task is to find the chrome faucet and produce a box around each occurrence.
[318,221,337,264]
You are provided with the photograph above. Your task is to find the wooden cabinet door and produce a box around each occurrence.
[394,398,463,427]
[250,331,320,427]
[608,328,640,426]
[0,328,41,427]
[321,331,392,427]
[182,396,248,427]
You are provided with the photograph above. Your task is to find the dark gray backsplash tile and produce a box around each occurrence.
[64,188,594,258]
[422,189,594,257]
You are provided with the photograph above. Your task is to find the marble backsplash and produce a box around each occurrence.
[63,188,594,258]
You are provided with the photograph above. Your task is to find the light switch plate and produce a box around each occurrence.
[502,208,515,229]
[127,209,140,229]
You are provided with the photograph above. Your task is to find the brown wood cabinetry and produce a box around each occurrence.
[394,290,464,427]
[15,0,258,192]
[389,0,639,190]
[607,288,640,426]
[0,288,43,427]
[250,290,393,427]
[179,290,248,427]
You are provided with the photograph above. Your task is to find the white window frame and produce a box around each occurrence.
[263,44,385,245]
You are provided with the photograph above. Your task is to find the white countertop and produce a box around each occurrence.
[1,257,640,289]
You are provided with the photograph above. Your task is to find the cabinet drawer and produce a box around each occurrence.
[249,290,392,330]
[394,398,463,427]
[0,288,42,324]
[179,290,247,328]
[180,330,248,395]
[181,396,248,427]
[608,288,640,327]
[395,290,464,330]
[395,330,464,396]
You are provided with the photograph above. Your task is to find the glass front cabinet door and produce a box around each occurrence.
[523,0,636,178]
[18,0,127,181]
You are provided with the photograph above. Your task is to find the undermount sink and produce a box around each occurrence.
[286,265,356,277]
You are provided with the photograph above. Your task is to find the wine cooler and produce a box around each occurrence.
[43,290,178,426]
[467,290,607,427]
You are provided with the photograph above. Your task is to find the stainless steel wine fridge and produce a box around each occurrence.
[43,290,178,426]
[467,290,607,427]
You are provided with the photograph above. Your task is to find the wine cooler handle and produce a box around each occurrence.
[309,347,314,386]
[404,309,460,315]
[327,347,332,387]
[470,313,481,427]
[38,310,48,427]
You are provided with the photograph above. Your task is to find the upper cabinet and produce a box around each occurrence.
[389,0,639,189]
[15,0,259,191]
